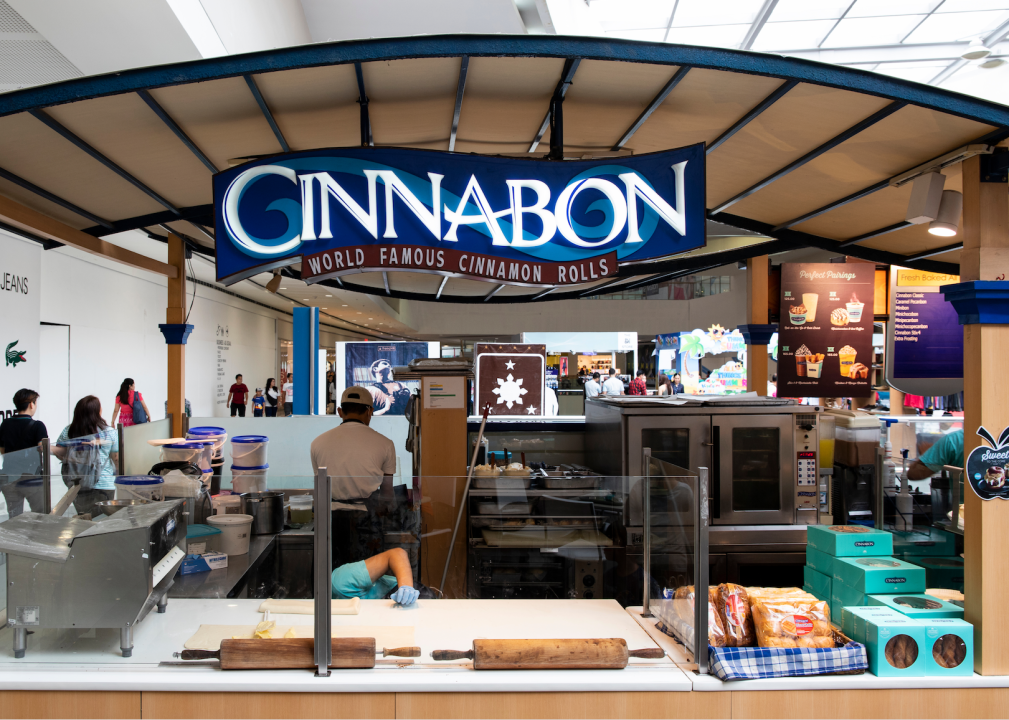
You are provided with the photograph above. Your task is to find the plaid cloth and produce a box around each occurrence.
[708,642,867,680]
[653,604,868,681]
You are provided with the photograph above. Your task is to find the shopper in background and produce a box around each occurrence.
[264,378,279,417]
[768,374,778,398]
[0,388,48,517]
[628,370,648,396]
[110,378,150,428]
[53,395,118,519]
[584,372,602,399]
[252,388,265,417]
[671,372,685,394]
[657,374,673,397]
[327,370,337,414]
[283,373,295,416]
[602,368,624,396]
[226,374,249,417]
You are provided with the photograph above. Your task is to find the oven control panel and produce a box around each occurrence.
[794,415,819,523]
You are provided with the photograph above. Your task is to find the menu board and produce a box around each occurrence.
[778,263,875,397]
[892,292,963,379]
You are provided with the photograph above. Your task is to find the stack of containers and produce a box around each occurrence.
[230,435,269,493]
[804,524,895,620]
[160,441,207,469]
[187,426,227,494]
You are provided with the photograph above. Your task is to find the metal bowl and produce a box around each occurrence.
[94,499,151,516]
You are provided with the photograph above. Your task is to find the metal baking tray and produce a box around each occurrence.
[473,476,532,489]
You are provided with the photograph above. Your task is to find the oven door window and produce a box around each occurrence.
[641,428,690,469]
[731,427,781,511]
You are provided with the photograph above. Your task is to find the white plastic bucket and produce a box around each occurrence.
[231,465,268,494]
[207,513,253,555]
[115,476,165,501]
[161,441,204,465]
[212,494,242,515]
[187,426,228,454]
[231,435,269,467]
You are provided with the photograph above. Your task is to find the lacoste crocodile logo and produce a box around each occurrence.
[5,340,26,367]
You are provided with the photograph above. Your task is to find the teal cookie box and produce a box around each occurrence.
[866,616,927,677]
[831,582,866,623]
[806,546,836,575]
[841,606,903,643]
[833,556,926,594]
[807,524,893,557]
[891,528,958,557]
[922,619,974,676]
[868,593,964,619]
[804,566,831,601]
[912,556,965,592]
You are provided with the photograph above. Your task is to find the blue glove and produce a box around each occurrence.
[390,586,419,605]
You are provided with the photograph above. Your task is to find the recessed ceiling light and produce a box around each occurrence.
[325,294,332,297]
[342,304,348,307]
[280,287,287,290]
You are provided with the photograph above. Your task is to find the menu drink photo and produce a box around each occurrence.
[778,263,875,398]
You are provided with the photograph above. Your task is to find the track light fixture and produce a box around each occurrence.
[962,38,992,60]
[928,190,963,237]
[266,270,282,294]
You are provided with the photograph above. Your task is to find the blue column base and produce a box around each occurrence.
[737,323,778,345]
[940,281,1009,324]
[158,323,194,345]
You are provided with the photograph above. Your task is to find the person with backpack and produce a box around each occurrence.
[54,395,119,519]
[0,388,48,517]
[110,378,150,427]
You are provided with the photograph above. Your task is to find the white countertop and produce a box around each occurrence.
[626,606,1009,692]
[0,598,691,693]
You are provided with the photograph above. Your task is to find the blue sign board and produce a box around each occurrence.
[892,291,963,379]
[213,146,706,287]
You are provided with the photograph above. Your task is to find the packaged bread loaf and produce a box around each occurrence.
[716,583,756,647]
[749,588,834,649]
[671,585,726,647]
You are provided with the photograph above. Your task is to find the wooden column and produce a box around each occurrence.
[961,155,1009,675]
[746,255,769,395]
[167,234,187,438]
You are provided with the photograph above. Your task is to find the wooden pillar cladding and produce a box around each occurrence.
[961,155,1009,675]
[166,234,187,439]
[418,375,469,598]
[746,255,769,395]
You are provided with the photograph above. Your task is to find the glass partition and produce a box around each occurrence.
[0,471,680,670]
[120,418,172,475]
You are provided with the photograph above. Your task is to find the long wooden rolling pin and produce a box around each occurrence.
[178,638,420,670]
[431,639,664,670]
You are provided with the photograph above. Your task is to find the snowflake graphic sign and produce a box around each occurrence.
[475,344,545,417]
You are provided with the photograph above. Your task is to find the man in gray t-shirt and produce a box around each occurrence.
[311,386,398,566]
[584,372,602,399]
[602,368,625,396]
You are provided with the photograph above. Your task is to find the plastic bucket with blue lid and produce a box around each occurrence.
[115,475,164,502]
[187,426,227,453]
[231,435,269,467]
[231,464,268,494]
[161,441,205,465]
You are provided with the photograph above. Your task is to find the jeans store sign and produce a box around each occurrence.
[214,146,706,287]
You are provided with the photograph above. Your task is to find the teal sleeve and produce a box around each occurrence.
[919,430,964,471]
[331,561,398,600]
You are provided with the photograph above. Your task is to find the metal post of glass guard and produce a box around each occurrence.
[695,466,709,675]
[40,438,51,514]
[641,448,652,618]
[116,423,125,476]
[314,466,332,677]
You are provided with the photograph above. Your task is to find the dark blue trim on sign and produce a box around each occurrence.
[1,35,1007,129]
[941,281,1009,325]
[737,324,778,345]
[158,323,194,345]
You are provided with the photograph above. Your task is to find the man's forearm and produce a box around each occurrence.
[907,459,936,481]
[388,550,414,588]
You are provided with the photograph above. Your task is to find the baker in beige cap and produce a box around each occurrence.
[311,385,397,567]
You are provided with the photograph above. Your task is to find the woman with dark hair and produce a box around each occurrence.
[264,378,279,417]
[110,378,150,427]
[671,372,686,394]
[53,395,119,518]
[656,374,674,397]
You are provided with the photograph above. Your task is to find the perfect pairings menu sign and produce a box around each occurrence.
[778,263,875,397]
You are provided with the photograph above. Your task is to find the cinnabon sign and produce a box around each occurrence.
[303,245,617,287]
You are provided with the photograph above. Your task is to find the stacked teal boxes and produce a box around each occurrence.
[864,615,928,677]
[840,606,903,642]
[922,619,974,676]
[805,525,897,623]
[868,593,964,619]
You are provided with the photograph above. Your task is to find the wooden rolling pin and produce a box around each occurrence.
[178,638,420,670]
[431,639,664,670]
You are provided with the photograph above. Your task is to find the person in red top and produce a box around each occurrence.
[628,370,648,396]
[227,374,250,417]
[111,378,151,427]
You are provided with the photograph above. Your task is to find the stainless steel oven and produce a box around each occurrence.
[587,396,820,528]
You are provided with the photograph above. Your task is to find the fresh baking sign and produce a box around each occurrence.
[967,425,1009,501]
[213,145,706,287]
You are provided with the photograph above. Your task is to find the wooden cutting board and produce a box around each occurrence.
[185,624,414,651]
